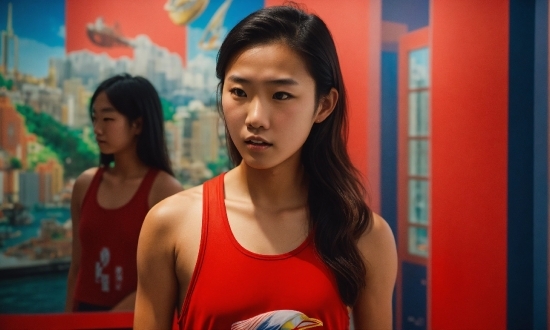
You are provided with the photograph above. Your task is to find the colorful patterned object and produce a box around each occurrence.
[231,310,323,330]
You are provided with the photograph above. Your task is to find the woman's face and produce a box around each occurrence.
[92,91,141,156]
[222,42,329,171]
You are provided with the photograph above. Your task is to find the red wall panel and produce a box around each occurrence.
[430,1,508,328]
[66,0,187,62]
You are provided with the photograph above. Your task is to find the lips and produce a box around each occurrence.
[244,136,272,146]
[246,140,271,146]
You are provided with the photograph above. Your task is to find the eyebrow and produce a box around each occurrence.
[227,75,298,86]
[92,107,117,114]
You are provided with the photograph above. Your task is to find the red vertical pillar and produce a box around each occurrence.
[430,1,508,328]
[265,0,381,212]
[547,0,550,325]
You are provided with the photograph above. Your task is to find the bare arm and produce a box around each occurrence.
[353,213,398,329]
[111,291,136,311]
[134,199,180,329]
[65,168,96,312]
[65,196,81,312]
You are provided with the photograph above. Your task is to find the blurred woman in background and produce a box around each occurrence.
[65,73,182,312]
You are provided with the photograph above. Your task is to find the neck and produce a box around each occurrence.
[109,148,148,180]
[232,160,308,210]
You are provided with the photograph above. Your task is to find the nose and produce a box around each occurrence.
[244,97,269,130]
[93,120,102,135]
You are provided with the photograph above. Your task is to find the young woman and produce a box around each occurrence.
[134,5,397,329]
[65,74,183,312]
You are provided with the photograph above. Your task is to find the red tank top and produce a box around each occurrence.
[73,167,159,308]
[178,173,350,329]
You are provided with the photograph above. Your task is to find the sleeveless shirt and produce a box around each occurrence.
[73,167,159,308]
[178,173,350,329]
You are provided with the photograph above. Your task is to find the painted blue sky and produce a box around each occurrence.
[187,0,263,61]
[0,0,65,77]
[0,0,65,47]
[0,0,264,78]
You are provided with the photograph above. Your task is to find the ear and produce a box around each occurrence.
[314,88,338,124]
[132,117,143,135]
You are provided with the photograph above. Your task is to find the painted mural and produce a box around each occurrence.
[0,0,262,313]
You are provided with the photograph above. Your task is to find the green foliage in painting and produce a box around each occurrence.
[161,97,176,121]
[27,145,60,170]
[9,157,22,170]
[16,104,99,179]
[0,73,13,90]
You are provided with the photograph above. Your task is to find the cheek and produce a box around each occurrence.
[221,97,232,119]
[276,105,315,133]
[222,99,242,128]
[285,119,314,143]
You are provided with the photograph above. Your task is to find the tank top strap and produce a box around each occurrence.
[200,172,231,257]
[133,168,160,202]
[205,172,227,236]
[125,168,158,209]
[80,167,105,208]
[179,172,225,322]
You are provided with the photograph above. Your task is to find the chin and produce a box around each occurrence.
[241,158,275,171]
[98,147,111,154]
[244,162,272,171]
[242,156,293,172]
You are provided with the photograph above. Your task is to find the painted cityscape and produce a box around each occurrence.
[0,0,263,313]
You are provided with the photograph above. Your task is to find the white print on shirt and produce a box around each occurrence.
[115,266,123,291]
[94,247,124,292]
[101,274,109,292]
[95,247,110,292]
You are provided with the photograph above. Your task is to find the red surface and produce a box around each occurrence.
[0,312,180,330]
[430,0,508,328]
[547,0,550,325]
[265,0,379,205]
[366,0,382,213]
[66,0,186,61]
[0,312,134,329]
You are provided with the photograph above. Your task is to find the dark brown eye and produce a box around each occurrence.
[230,88,247,97]
[273,92,291,100]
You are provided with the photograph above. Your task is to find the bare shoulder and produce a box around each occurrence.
[357,213,398,272]
[149,171,184,207]
[140,184,204,282]
[135,185,204,328]
[353,213,398,329]
[74,167,98,189]
[142,184,203,238]
[72,167,99,202]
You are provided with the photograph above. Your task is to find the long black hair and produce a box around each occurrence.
[216,4,372,306]
[89,73,174,176]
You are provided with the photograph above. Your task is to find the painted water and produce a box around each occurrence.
[0,207,71,314]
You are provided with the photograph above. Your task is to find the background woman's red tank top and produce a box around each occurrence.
[178,173,350,329]
[74,167,158,308]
